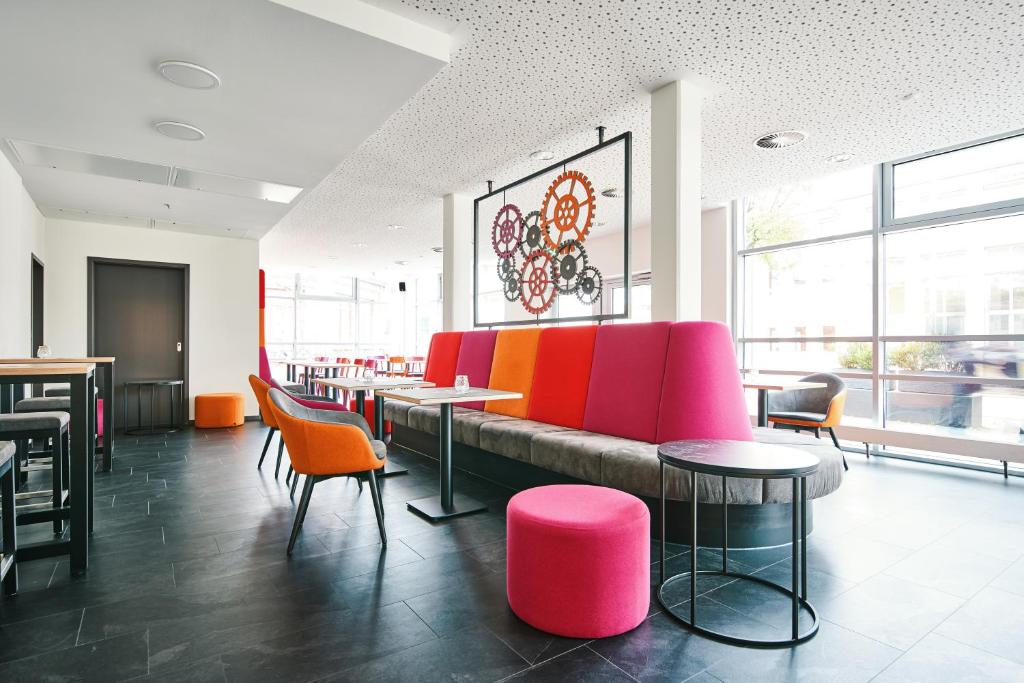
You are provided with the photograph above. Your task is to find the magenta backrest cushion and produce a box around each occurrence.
[656,321,753,443]
[454,329,499,410]
[582,322,672,442]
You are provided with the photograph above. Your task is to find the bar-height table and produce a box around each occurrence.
[0,363,95,575]
[376,387,521,521]
[0,357,115,471]
[313,376,435,477]
[743,375,828,428]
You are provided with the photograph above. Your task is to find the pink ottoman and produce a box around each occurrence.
[507,484,650,638]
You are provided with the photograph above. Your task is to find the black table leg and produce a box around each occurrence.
[791,477,800,640]
[88,373,95,533]
[1,455,17,595]
[374,394,407,478]
[101,362,113,471]
[304,365,312,394]
[353,390,365,417]
[407,403,487,521]
[690,469,697,625]
[757,389,769,428]
[69,373,90,575]
[722,475,728,573]
[659,461,666,585]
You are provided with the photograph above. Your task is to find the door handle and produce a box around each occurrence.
[176,342,182,352]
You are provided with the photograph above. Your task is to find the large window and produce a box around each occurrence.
[736,130,1024,447]
[264,272,441,363]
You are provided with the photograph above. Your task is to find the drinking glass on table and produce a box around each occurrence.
[454,375,470,394]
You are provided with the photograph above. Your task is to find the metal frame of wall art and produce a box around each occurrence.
[473,130,632,327]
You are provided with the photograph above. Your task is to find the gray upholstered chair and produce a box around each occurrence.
[767,372,849,470]
[267,388,388,554]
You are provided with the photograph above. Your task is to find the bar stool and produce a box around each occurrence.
[0,412,70,535]
[0,440,17,595]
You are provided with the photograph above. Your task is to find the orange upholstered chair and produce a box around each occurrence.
[267,388,388,554]
[485,328,542,417]
[248,375,290,478]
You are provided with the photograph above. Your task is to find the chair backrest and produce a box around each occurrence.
[258,347,273,383]
[527,326,598,429]
[768,372,847,415]
[583,322,672,441]
[656,321,753,442]
[484,328,542,417]
[424,332,464,387]
[247,374,278,428]
[453,330,499,410]
[267,389,377,476]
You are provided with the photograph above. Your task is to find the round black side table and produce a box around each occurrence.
[657,440,820,647]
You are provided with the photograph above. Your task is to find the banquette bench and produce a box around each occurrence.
[384,321,844,547]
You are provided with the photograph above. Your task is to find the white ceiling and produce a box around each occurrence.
[0,0,447,239]
[260,0,1024,277]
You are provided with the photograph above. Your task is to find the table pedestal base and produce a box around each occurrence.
[407,493,487,521]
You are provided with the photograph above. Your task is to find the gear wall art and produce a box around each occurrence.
[475,132,631,327]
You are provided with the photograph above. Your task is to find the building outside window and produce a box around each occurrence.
[736,130,1024,451]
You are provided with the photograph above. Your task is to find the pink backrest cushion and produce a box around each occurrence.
[259,347,272,383]
[582,322,672,442]
[454,329,499,410]
[656,321,753,442]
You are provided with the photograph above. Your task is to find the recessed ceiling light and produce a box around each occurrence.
[431,246,443,253]
[754,130,807,149]
[530,150,555,161]
[394,260,408,266]
[600,187,622,198]
[827,152,854,164]
[153,121,205,141]
[326,256,338,260]
[387,224,406,231]
[157,60,221,89]
[351,242,368,248]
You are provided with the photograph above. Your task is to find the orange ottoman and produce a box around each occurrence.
[194,393,245,428]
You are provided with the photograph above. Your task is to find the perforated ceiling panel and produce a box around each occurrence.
[262,0,1024,275]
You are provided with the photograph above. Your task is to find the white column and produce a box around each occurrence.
[650,79,703,322]
[700,205,732,324]
[442,192,472,331]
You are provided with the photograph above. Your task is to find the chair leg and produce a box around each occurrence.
[257,428,275,469]
[813,427,821,439]
[355,474,363,492]
[1,461,17,596]
[827,428,848,470]
[367,469,387,546]
[274,438,285,479]
[287,476,315,556]
[52,432,64,535]
[286,465,292,485]
[290,472,300,498]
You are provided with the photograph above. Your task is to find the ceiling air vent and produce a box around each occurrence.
[754,130,807,149]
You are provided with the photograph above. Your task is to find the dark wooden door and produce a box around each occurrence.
[31,255,44,353]
[92,262,186,430]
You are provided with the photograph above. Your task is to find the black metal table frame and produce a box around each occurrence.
[123,380,184,436]
[406,403,488,521]
[0,368,94,576]
[350,389,407,478]
[658,460,819,648]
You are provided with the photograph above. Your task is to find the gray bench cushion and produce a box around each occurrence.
[16,397,70,412]
[0,411,70,432]
[382,399,415,426]
[44,386,99,397]
[452,410,517,448]
[478,418,574,462]
[530,430,636,482]
[0,440,13,467]
[753,428,845,502]
[406,405,472,436]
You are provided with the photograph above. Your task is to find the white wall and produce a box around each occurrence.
[44,219,260,417]
[700,205,731,324]
[0,153,46,357]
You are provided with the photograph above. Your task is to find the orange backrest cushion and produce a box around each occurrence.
[423,332,464,387]
[485,328,542,417]
[526,326,599,428]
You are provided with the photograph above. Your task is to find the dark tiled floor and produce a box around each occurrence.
[1,425,1024,682]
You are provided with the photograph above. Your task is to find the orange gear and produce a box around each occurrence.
[540,169,596,250]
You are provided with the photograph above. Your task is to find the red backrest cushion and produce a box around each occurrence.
[454,330,499,410]
[423,332,464,388]
[583,322,672,442]
[657,321,753,442]
[527,326,598,428]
